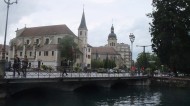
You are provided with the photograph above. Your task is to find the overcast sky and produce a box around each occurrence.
[0,0,153,60]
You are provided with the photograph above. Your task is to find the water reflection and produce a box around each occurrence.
[1,86,190,106]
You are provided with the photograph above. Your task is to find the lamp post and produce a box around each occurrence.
[129,33,135,70]
[2,0,18,60]
[0,0,17,78]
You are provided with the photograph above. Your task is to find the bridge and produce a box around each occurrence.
[0,71,150,99]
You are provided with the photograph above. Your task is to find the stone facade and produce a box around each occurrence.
[0,44,9,60]
[8,25,83,69]
[106,25,131,68]
[8,10,92,70]
[91,47,123,68]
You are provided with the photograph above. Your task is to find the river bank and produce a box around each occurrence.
[151,77,190,88]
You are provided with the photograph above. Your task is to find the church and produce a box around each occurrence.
[8,8,131,70]
[91,24,131,69]
[8,10,91,70]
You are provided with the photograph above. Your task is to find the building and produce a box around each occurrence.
[91,47,123,68]
[106,25,131,68]
[78,10,92,69]
[0,44,9,60]
[8,10,91,70]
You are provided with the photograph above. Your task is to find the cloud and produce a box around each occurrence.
[0,0,153,61]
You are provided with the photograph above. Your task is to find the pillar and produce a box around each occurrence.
[23,42,26,58]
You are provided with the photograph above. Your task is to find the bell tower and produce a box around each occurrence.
[108,24,117,49]
[78,9,88,68]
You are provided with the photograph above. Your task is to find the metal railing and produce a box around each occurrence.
[4,67,146,79]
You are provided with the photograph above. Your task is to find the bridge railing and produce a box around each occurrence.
[4,67,145,79]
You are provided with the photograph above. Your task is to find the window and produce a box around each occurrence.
[80,31,82,35]
[45,38,49,44]
[6,52,8,55]
[52,51,54,56]
[20,52,22,56]
[58,38,61,44]
[88,55,91,59]
[88,48,90,52]
[39,51,41,56]
[44,51,48,56]
[27,40,30,45]
[30,52,32,56]
[36,39,39,45]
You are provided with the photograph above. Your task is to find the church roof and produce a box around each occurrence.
[18,24,76,37]
[78,10,88,30]
[108,25,117,39]
[92,47,119,55]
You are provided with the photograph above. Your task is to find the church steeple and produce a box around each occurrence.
[111,24,114,33]
[78,10,88,30]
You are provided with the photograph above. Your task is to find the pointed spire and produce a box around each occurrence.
[78,9,88,30]
[111,24,114,33]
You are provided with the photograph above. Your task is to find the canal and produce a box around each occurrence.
[1,86,190,106]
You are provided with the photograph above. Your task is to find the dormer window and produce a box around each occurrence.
[36,39,39,45]
[58,38,61,44]
[26,40,30,45]
[45,38,49,44]
[80,31,82,35]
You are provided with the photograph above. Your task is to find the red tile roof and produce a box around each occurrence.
[18,24,76,37]
[92,47,119,55]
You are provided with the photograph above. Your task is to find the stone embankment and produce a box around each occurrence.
[151,77,190,88]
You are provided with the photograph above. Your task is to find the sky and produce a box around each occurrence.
[0,0,153,61]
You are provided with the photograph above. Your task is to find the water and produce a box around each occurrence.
[1,86,190,106]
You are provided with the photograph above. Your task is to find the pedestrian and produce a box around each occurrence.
[13,54,20,77]
[62,59,68,76]
[22,55,28,77]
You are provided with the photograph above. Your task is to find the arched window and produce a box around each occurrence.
[45,38,49,44]
[26,40,30,45]
[36,39,39,45]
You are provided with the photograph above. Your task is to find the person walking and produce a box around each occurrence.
[22,55,28,77]
[13,54,20,77]
[62,59,68,77]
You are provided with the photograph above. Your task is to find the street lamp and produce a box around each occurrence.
[2,0,17,60]
[0,0,17,78]
[129,33,135,70]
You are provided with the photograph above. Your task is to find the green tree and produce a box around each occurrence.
[148,0,190,75]
[60,36,78,64]
[136,52,149,69]
[136,53,161,71]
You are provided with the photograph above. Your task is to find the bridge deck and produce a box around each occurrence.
[4,71,145,79]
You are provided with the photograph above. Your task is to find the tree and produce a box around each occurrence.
[148,0,190,75]
[136,53,161,74]
[60,36,78,64]
[136,53,149,70]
